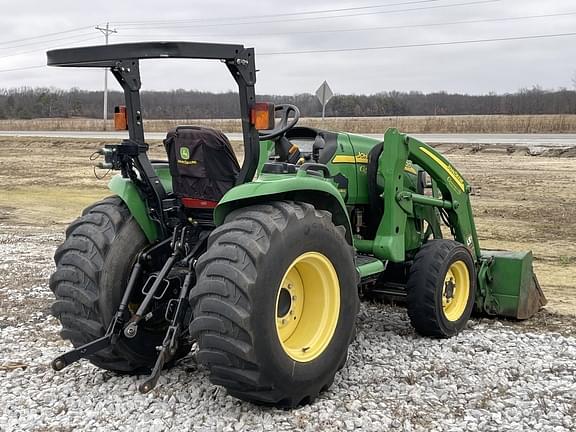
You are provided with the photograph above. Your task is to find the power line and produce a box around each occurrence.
[116,0,502,30]
[0,35,104,73]
[2,30,573,73]
[114,0,447,25]
[0,65,45,73]
[114,11,576,40]
[0,36,102,60]
[259,31,576,55]
[0,31,96,52]
[0,25,96,47]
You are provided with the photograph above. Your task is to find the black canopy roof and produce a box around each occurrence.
[47,41,248,68]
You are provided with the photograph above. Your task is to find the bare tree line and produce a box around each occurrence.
[0,86,574,119]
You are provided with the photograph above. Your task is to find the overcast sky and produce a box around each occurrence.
[0,0,574,95]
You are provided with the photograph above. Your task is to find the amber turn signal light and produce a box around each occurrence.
[250,103,275,130]
[114,105,128,131]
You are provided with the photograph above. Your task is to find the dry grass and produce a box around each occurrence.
[2,114,576,134]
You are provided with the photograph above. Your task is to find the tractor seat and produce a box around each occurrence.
[163,126,240,211]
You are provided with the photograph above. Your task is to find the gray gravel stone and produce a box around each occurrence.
[1,229,575,431]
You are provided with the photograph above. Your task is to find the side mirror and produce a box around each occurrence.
[250,103,275,130]
[114,105,128,131]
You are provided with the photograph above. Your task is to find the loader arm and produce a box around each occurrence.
[359,128,546,319]
[365,128,480,263]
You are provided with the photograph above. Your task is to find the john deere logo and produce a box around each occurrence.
[180,147,190,160]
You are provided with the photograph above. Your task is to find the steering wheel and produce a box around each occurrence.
[259,104,300,141]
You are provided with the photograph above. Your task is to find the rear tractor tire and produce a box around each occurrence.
[407,239,476,338]
[50,196,189,374]
[190,201,359,408]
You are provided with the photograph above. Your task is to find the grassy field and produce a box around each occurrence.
[0,136,574,316]
[2,114,576,134]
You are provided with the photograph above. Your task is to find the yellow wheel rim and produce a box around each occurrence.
[442,260,470,322]
[275,252,340,362]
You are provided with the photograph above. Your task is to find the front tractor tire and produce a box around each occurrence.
[50,196,184,373]
[190,201,359,408]
[407,239,476,338]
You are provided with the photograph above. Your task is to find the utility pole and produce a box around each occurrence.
[95,23,117,130]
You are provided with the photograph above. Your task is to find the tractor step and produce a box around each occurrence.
[366,281,407,298]
[357,255,408,302]
[356,254,386,280]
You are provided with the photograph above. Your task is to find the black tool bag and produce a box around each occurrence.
[164,126,240,201]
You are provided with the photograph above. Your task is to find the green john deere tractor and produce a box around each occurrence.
[47,42,546,407]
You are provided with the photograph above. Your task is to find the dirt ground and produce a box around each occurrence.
[438,144,576,315]
[0,137,574,316]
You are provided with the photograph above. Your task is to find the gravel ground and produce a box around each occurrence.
[1,229,575,432]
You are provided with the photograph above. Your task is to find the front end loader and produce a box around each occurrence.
[46,41,546,408]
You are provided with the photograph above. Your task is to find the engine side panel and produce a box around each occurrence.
[324,133,360,204]
[327,133,380,205]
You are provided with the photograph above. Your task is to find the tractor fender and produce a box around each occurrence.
[108,175,159,242]
[214,176,354,244]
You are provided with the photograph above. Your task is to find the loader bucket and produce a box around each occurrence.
[478,250,547,319]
